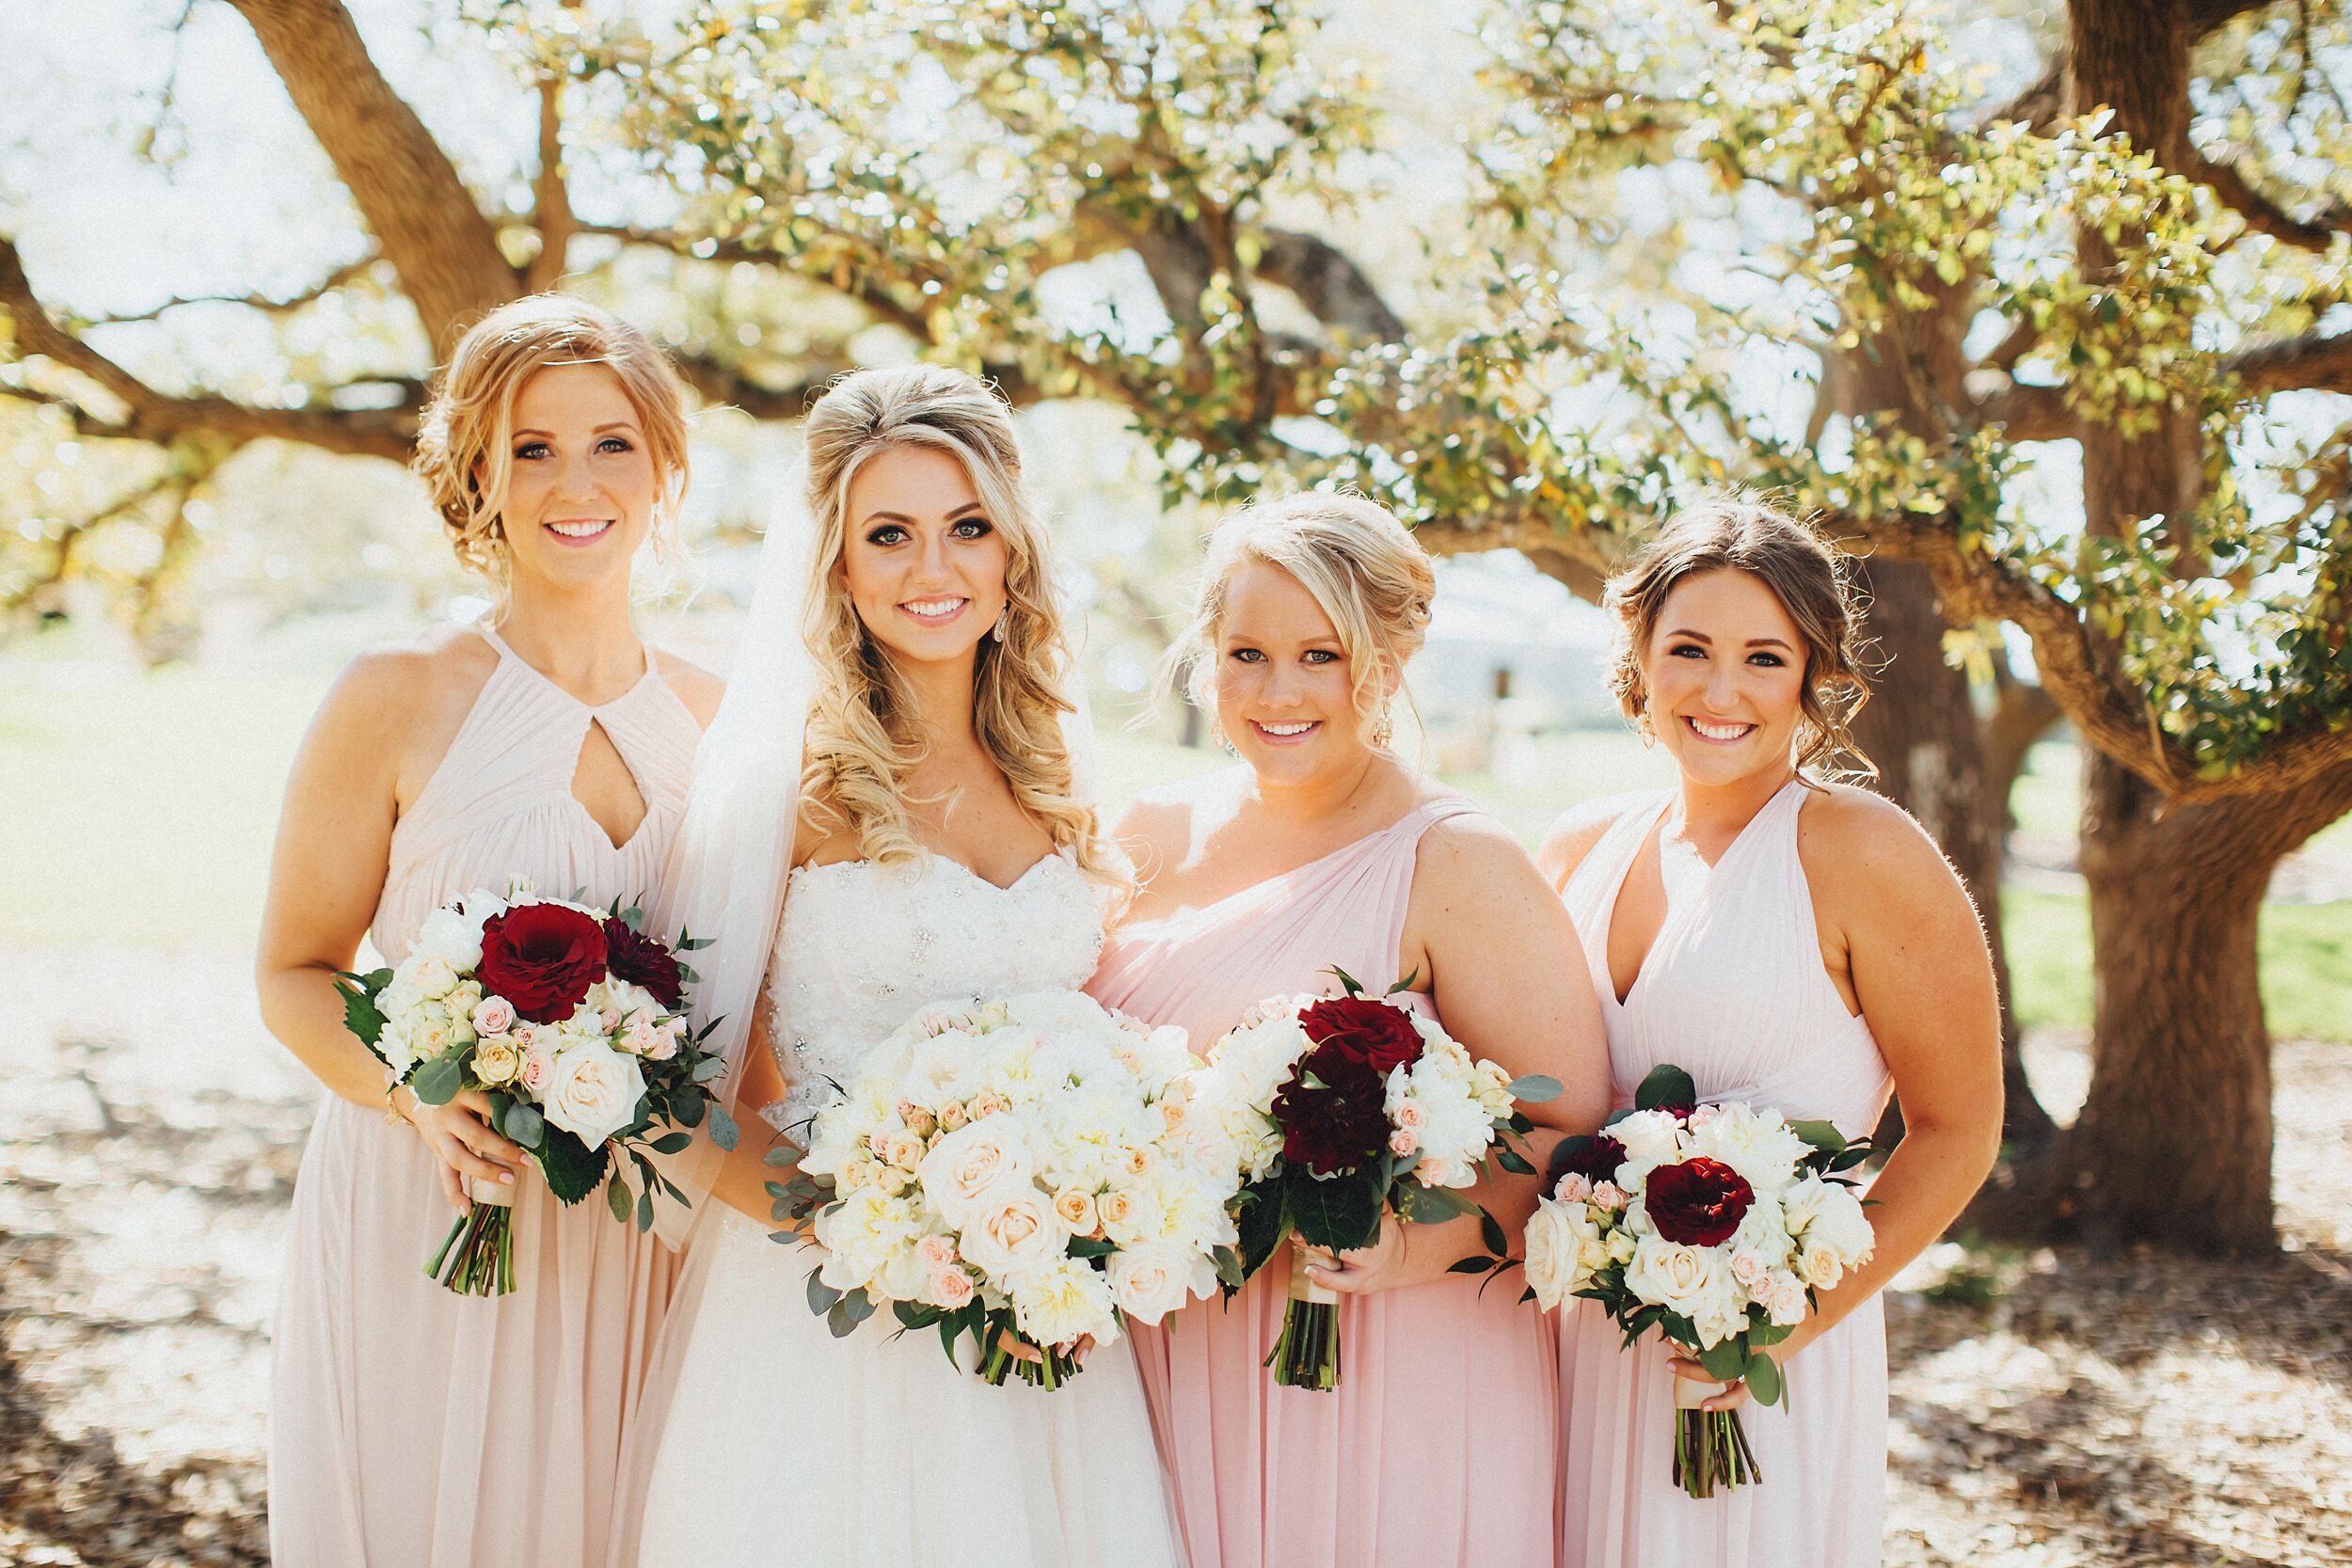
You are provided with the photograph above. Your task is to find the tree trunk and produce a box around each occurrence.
[1848,560,2055,1150]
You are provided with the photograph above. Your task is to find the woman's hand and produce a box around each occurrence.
[396,1086,524,1211]
[1664,1323,1817,1414]
[993,1327,1097,1366]
[1298,1212,1480,1297]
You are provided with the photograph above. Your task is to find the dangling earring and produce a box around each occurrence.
[992,607,1009,642]
[1635,707,1657,748]
[1370,705,1395,750]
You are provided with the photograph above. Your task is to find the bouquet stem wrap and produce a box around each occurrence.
[429,1177,516,1296]
[1671,1375,1761,1498]
[1264,1245,1343,1391]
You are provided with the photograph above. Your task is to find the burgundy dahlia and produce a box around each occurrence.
[602,918,684,1009]
[1296,995,1424,1075]
[1272,1042,1392,1175]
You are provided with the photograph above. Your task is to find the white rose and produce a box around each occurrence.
[407,954,458,1002]
[916,1121,1035,1227]
[1524,1198,1601,1309]
[542,1040,646,1148]
[1609,1109,1687,1190]
[1800,1182,1876,1267]
[1104,1247,1214,1324]
[957,1192,1061,1281]
[1765,1271,1810,1327]
[1797,1241,1846,1290]
[1009,1256,1120,1347]
[1622,1232,1724,1324]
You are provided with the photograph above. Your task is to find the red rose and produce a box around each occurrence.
[1644,1157,1755,1248]
[477,903,608,1023]
[1272,1041,1392,1175]
[1296,995,1424,1075]
[602,918,684,1010]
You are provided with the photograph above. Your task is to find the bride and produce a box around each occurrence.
[619,364,1180,1567]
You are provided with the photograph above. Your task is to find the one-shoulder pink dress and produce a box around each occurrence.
[1089,798,1561,1568]
[1553,781,1894,1567]
[269,627,699,1567]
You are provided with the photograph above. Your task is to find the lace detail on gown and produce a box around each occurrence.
[765,849,1104,1133]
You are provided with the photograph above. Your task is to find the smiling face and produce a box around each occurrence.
[1639,566,1810,788]
[1213,559,1388,789]
[490,362,660,596]
[838,442,1011,672]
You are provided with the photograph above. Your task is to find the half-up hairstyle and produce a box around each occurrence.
[412,294,691,598]
[797,363,1120,886]
[1604,496,1875,784]
[1165,490,1437,749]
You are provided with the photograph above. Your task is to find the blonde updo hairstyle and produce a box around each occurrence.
[1168,490,1437,751]
[797,363,1119,884]
[1604,497,1875,784]
[412,294,691,595]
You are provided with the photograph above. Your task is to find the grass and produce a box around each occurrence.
[6,660,2346,1040]
[2004,887,2352,1043]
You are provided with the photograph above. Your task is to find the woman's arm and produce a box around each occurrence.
[1311,813,1613,1297]
[1675,789,2003,1408]
[253,647,523,1209]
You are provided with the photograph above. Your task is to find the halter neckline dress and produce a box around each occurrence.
[1554,779,1893,1568]
[270,626,700,1567]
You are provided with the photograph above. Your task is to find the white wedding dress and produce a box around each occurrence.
[630,848,1182,1568]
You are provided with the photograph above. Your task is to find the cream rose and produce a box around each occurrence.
[1105,1247,1206,1324]
[542,1040,646,1148]
[917,1122,1034,1227]
[958,1193,1060,1279]
[1052,1188,1099,1235]
[472,1035,521,1086]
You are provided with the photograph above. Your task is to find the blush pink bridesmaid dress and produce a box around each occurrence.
[1553,780,1894,1567]
[1089,798,1561,1568]
[269,626,699,1567]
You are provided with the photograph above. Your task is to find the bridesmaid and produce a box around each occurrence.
[1089,492,1613,1568]
[255,295,723,1567]
[1538,499,2002,1567]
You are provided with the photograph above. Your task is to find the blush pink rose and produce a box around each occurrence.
[930,1269,977,1309]
[1389,1128,1421,1157]
[471,995,517,1037]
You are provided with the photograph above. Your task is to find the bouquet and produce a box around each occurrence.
[771,990,1240,1390]
[337,885,737,1295]
[1524,1064,1876,1497]
[1174,969,1558,1391]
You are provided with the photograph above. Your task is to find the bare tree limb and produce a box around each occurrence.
[1254,228,1406,341]
[2225,328,2352,393]
[574,222,936,339]
[2185,145,2352,251]
[1983,48,2072,132]
[70,254,381,327]
[524,74,576,293]
[223,0,516,351]
[1,237,417,460]
[2189,0,2286,38]
[1973,379,2077,441]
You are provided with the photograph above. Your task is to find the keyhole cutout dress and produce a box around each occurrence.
[270,626,701,1568]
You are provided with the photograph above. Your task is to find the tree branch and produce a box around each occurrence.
[573,222,934,339]
[2188,0,2283,38]
[1,237,417,461]
[1254,228,1406,341]
[524,72,576,293]
[1983,48,2071,133]
[2225,329,2352,394]
[1856,506,2352,804]
[223,0,516,350]
[1973,379,2077,441]
[2185,145,2352,251]
[69,254,380,327]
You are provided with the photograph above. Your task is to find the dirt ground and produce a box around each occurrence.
[2,944,2347,1567]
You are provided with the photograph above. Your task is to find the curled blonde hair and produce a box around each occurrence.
[412,294,691,594]
[797,363,1119,885]
[1166,490,1437,749]
[1605,496,1876,784]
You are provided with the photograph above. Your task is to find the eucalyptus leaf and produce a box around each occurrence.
[708,1105,739,1152]
[1506,1073,1562,1103]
